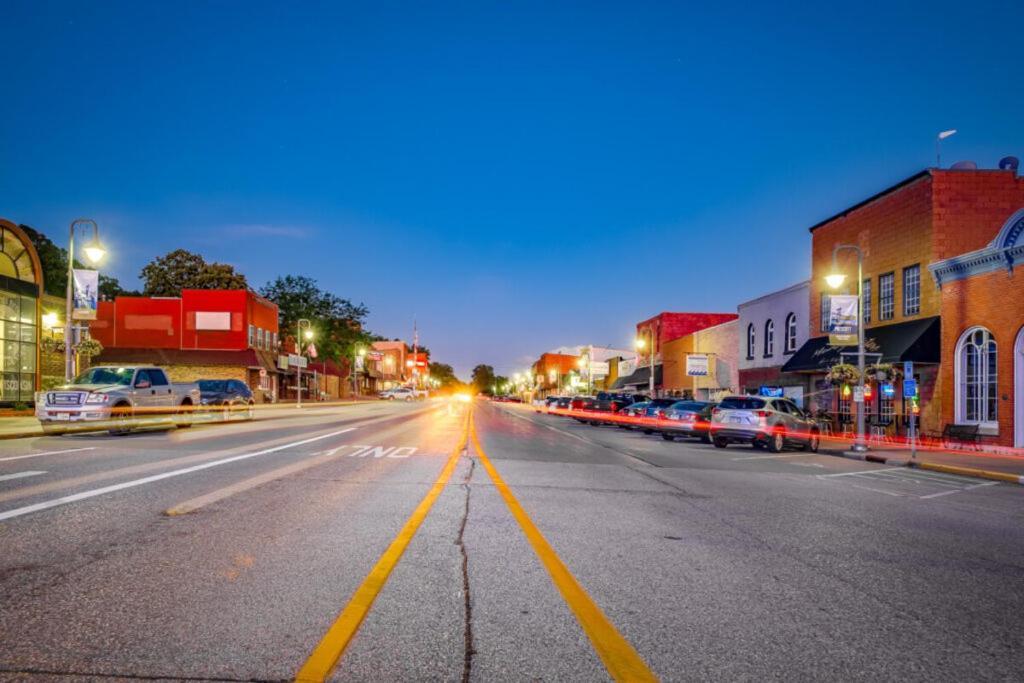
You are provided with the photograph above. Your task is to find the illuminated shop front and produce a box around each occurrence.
[0,219,43,404]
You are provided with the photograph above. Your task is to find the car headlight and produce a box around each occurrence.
[85,393,110,404]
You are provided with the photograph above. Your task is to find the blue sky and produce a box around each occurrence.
[2,1,1022,378]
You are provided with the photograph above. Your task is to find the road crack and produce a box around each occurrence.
[455,451,476,683]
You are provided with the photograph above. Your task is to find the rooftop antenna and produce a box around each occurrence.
[936,129,957,168]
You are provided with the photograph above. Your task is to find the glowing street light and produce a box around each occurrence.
[824,244,867,452]
[824,273,847,290]
[936,129,957,168]
[64,219,108,381]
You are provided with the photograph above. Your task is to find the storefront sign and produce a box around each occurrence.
[759,386,784,397]
[72,269,99,320]
[618,358,637,378]
[288,353,307,369]
[589,361,610,377]
[828,294,858,345]
[278,354,290,370]
[686,354,709,376]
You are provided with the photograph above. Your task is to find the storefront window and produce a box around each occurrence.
[957,327,998,427]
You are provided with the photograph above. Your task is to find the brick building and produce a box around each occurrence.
[738,281,811,405]
[930,207,1024,448]
[532,352,582,396]
[91,289,284,401]
[784,167,1024,437]
[661,319,739,400]
[616,312,738,395]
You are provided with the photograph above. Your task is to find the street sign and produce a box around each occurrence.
[903,361,914,378]
[903,379,917,398]
[853,386,864,403]
[686,354,709,376]
[288,353,308,369]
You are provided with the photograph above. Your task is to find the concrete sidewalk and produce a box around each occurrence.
[820,438,1024,485]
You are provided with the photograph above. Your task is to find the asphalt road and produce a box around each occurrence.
[1,400,1022,681]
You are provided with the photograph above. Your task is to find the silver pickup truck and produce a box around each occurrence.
[35,365,201,435]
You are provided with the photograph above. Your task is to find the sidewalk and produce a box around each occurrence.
[820,438,1024,485]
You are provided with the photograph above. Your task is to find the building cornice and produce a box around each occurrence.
[929,208,1024,288]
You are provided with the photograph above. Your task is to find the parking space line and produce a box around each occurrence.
[0,447,96,463]
[294,414,470,683]
[0,428,355,523]
[0,471,46,482]
[817,467,896,478]
[470,413,657,682]
[920,481,998,499]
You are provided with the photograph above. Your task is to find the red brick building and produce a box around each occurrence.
[930,207,1024,448]
[90,289,283,401]
[531,352,582,396]
[784,167,1024,439]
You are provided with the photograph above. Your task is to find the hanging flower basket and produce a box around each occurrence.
[75,338,104,360]
[866,363,902,382]
[826,363,860,384]
[40,338,65,354]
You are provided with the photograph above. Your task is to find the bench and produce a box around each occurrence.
[939,423,981,450]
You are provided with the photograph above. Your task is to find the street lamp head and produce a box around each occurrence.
[303,329,314,340]
[634,337,645,350]
[825,273,847,290]
[42,312,59,329]
[82,238,107,265]
[938,129,957,140]
[357,347,367,357]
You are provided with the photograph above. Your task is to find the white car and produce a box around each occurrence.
[379,387,423,401]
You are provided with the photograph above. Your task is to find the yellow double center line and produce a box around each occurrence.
[296,408,657,682]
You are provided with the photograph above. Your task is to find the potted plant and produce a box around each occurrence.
[826,363,860,384]
[866,363,902,382]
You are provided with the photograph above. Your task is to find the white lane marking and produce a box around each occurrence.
[817,467,896,478]
[0,428,355,522]
[849,483,906,497]
[731,453,813,461]
[0,447,97,463]
[0,471,47,482]
[919,481,999,499]
[790,462,826,468]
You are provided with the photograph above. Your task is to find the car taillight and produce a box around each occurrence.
[756,410,769,418]
[657,410,665,418]
[712,408,721,415]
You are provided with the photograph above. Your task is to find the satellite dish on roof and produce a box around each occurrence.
[950,160,977,170]
[998,156,1019,171]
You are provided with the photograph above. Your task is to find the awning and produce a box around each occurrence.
[95,347,283,374]
[611,364,663,389]
[781,316,940,373]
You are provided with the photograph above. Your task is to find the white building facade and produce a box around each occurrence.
[737,281,811,406]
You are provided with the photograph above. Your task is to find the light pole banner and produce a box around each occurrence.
[828,294,859,345]
[686,354,710,376]
[72,269,99,320]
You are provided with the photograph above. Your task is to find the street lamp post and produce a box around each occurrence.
[296,319,312,408]
[65,219,106,381]
[825,244,867,453]
[352,345,366,398]
[635,328,655,397]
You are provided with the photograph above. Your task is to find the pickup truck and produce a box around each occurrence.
[35,365,201,435]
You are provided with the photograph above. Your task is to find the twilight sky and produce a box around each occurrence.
[2,1,1022,379]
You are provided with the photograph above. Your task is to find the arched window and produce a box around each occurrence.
[784,313,797,353]
[956,327,998,427]
[764,320,774,358]
[746,324,755,359]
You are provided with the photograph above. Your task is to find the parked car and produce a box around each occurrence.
[544,396,563,413]
[618,400,650,429]
[660,401,713,442]
[554,396,573,410]
[569,396,595,411]
[198,379,255,421]
[710,395,820,452]
[35,365,201,435]
[638,398,680,433]
[380,387,425,401]
[591,392,647,414]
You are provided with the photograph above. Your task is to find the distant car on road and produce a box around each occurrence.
[35,365,200,435]
[198,379,255,421]
[554,396,574,411]
[710,395,820,452]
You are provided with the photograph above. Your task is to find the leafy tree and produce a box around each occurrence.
[140,249,248,296]
[260,275,370,363]
[471,364,496,394]
[428,362,459,387]
[494,375,510,394]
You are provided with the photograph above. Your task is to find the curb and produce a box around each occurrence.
[909,461,1024,485]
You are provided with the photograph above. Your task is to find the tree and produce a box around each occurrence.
[428,362,459,388]
[99,274,141,299]
[260,275,370,363]
[140,249,248,296]
[471,364,496,394]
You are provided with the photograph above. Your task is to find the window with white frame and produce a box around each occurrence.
[879,273,895,321]
[257,328,264,349]
[820,293,830,332]
[956,327,998,427]
[764,319,774,357]
[784,313,797,353]
[903,264,920,316]
[746,324,755,359]
[248,324,255,347]
[862,279,872,324]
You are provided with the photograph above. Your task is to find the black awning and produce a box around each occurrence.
[611,364,663,389]
[781,316,940,373]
